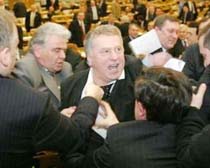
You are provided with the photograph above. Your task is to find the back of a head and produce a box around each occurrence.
[84,24,122,56]
[29,22,71,51]
[135,67,192,124]
[154,14,179,28]
[0,9,16,51]
[198,22,210,50]
[0,9,16,76]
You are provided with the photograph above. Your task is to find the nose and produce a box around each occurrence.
[59,50,66,59]
[172,31,178,39]
[110,50,119,60]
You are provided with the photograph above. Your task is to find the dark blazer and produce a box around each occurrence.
[46,0,59,10]
[99,0,107,17]
[119,22,129,37]
[65,121,177,168]
[0,75,99,168]
[179,11,194,24]
[25,11,42,32]
[69,19,90,47]
[182,44,210,123]
[123,36,133,55]
[61,56,142,153]
[183,1,198,20]
[17,25,23,50]
[86,5,100,23]
[98,121,176,168]
[61,66,139,122]
[168,38,186,58]
[182,43,205,83]
[13,2,27,18]
[177,107,208,168]
[61,55,142,120]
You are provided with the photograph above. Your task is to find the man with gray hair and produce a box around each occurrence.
[13,22,73,109]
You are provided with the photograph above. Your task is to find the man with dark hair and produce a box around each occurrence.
[0,9,103,168]
[176,22,210,168]
[64,67,196,168]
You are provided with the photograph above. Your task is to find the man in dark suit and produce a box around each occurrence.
[64,67,194,168]
[0,9,104,168]
[46,0,59,10]
[13,0,27,18]
[61,25,142,153]
[69,11,90,47]
[25,3,42,32]
[123,22,140,55]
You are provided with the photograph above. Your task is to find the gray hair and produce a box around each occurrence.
[84,24,123,56]
[29,22,71,51]
[0,9,16,50]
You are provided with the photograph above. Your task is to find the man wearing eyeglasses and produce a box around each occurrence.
[60,25,142,156]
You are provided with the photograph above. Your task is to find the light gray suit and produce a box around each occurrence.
[13,53,73,109]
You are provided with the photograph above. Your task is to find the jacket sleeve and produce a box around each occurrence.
[33,96,99,155]
[176,107,209,168]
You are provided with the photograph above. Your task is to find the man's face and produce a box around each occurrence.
[155,20,179,50]
[77,12,85,21]
[87,35,125,85]
[37,35,67,72]
[129,25,139,39]
[199,35,210,67]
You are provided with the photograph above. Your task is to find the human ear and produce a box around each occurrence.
[135,101,147,120]
[0,48,11,67]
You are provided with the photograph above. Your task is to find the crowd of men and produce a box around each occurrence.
[1,0,210,167]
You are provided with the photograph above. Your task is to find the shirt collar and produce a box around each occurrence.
[81,68,125,98]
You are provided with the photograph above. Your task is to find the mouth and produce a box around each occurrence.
[108,63,119,70]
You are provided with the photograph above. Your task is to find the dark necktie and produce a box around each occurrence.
[101,83,113,100]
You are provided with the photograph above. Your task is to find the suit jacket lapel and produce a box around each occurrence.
[41,69,61,101]
[109,77,135,121]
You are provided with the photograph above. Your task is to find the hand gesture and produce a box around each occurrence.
[190,83,207,109]
[94,101,119,129]
[85,83,104,102]
[61,106,77,117]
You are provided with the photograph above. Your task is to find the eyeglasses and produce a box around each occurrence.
[98,46,124,56]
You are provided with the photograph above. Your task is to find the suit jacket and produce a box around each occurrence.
[182,43,205,83]
[12,53,73,109]
[168,38,186,58]
[61,67,137,122]
[61,55,142,122]
[0,75,99,168]
[176,107,208,168]
[25,11,42,32]
[123,36,132,55]
[65,120,177,168]
[13,2,27,18]
[119,22,129,38]
[46,0,59,10]
[69,19,90,47]
[61,56,142,153]
[179,11,194,24]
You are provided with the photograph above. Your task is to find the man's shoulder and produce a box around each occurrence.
[61,69,89,87]
[16,53,37,67]
[124,55,143,80]
[1,77,48,103]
